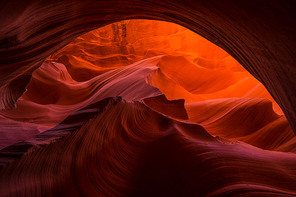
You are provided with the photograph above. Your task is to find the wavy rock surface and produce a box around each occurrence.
[0,19,295,196]
[0,56,162,149]
[1,0,296,132]
[1,99,296,196]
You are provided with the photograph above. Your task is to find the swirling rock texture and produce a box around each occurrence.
[0,1,296,197]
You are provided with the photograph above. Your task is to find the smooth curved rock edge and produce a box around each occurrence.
[0,98,295,196]
[0,0,296,133]
[0,96,122,167]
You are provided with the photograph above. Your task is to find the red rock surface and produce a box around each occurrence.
[0,10,296,197]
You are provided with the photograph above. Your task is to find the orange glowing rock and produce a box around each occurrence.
[1,19,292,150]
[1,19,295,196]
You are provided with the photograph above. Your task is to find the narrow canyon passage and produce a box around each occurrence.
[0,19,295,196]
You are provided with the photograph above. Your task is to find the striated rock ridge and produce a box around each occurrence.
[1,98,296,196]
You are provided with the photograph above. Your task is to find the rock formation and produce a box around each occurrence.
[0,2,296,196]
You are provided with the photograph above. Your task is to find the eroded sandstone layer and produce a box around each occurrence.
[1,0,296,132]
[0,14,295,197]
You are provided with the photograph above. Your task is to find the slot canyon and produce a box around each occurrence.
[0,1,296,196]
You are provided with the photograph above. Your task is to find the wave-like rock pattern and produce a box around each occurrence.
[0,56,162,149]
[1,99,296,196]
[0,19,295,196]
[1,0,296,132]
[144,54,295,152]
[0,97,115,167]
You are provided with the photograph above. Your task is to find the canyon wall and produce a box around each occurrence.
[0,1,296,196]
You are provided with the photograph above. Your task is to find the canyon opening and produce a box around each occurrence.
[0,18,296,196]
